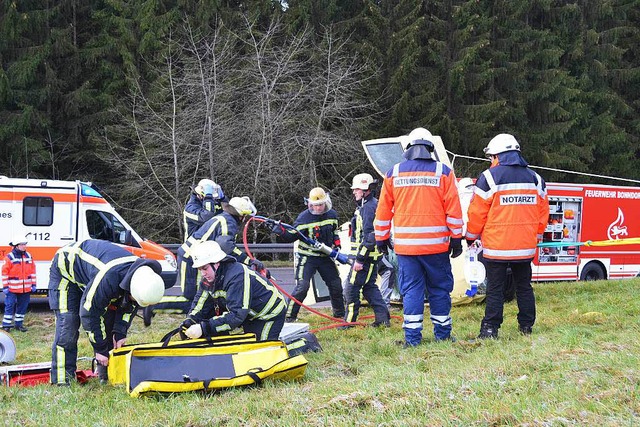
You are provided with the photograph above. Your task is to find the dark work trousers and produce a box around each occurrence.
[289,255,345,319]
[243,308,287,341]
[483,261,536,329]
[151,246,198,315]
[50,283,116,384]
[343,259,390,324]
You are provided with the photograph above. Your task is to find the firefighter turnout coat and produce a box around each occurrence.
[375,159,463,255]
[465,152,549,261]
[2,248,36,293]
[278,209,341,257]
[188,260,286,341]
[182,193,225,241]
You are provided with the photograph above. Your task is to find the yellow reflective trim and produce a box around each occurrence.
[201,217,227,242]
[59,278,69,313]
[82,256,138,312]
[260,321,273,341]
[296,219,338,231]
[55,345,66,384]
[242,269,251,309]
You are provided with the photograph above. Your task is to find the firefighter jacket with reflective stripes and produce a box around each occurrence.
[375,159,463,256]
[351,193,381,262]
[465,151,549,261]
[2,248,36,293]
[182,211,250,265]
[50,239,162,356]
[188,260,285,335]
[183,193,225,241]
[278,209,340,257]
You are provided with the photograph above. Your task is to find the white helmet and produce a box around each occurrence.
[407,127,434,148]
[483,133,520,157]
[195,179,222,198]
[9,234,28,246]
[228,196,257,216]
[129,266,165,307]
[191,241,229,268]
[351,173,376,190]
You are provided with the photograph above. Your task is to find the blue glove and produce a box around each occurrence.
[202,182,215,197]
[2,288,8,296]
[31,285,36,293]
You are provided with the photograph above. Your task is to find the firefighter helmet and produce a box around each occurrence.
[483,133,520,157]
[191,241,229,268]
[129,266,165,307]
[9,234,28,246]
[195,179,222,198]
[306,187,332,214]
[228,196,257,217]
[351,173,376,190]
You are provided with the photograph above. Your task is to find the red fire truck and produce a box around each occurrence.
[535,183,640,281]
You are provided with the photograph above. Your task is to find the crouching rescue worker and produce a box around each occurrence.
[269,187,345,322]
[343,173,390,327]
[374,128,463,346]
[2,235,37,332]
[183,179,227,241]
[179,240,286,341]
[147,196,262,321]
[466,133,548,339]
[48,239,165,385]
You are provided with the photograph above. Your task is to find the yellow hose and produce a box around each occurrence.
[584,237,640,247]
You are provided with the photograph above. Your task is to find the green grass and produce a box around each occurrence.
[1,279,639,426]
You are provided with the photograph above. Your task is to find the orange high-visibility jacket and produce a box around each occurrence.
[375,159,463,255]
[2,248,36,293]
[466,154,549,261]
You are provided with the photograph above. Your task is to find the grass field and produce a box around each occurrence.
[1,278,639,426]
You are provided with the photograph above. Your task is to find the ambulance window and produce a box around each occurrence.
[364,142,404,176]
[86,210,127,243]
[23,197,54,226]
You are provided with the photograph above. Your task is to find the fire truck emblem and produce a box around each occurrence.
[607,208,628,240]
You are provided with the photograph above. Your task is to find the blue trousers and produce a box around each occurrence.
[3,292,31,327]
[398,252,454,344]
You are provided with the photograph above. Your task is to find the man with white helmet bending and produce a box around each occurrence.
[179,240,286,341]
[48,239,165,385]
[466,133,548,339]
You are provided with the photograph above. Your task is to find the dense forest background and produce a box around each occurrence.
[1,0,639,242]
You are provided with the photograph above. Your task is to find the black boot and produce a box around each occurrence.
[519,325,533,335]
[478,322,498,339]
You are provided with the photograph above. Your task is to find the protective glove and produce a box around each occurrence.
[31,285,37,293]
[265,219,284,236]
[376,239,392,255]
[185,323,203,339]
[449,238,463,258]
[250,258,265,272]
[2,288,8,296]
[466,238,477,248]
[202,182,215,197]
[179,318,197,340]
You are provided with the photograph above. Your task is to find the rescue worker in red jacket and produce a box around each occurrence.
[2,235,36,332]
[465,133,549,338]
[375,128,463,346]
[48,239,165,385]
[268,187,345,322]
[180,240,286,341]
[343,173,390,327]
[182,179,227,241]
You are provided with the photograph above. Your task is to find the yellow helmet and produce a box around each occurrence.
[306,187,332,214]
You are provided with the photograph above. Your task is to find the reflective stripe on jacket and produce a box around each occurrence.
[182,193,224,241]
[465,152,549,261]
[375,159,463,255]
[2,248,36,293]
[182,211,249,265]
[350,193,381,262]
[278,209,340,257]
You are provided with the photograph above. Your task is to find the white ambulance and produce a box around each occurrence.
[0,177,177,292]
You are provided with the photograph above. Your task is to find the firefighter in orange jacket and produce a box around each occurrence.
[375,128,463,346]
[465,133,549,338]
[2,235,36,332]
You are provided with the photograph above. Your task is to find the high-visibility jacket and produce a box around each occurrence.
[465,152,549,261]
[189,260,285,337]
[375,159,463,255]
[278,209,340,257]
[182,193,224,241]
[2,248,36,293]
[351,193,381,262]
[49,239,162,356]
[182,211,250,265]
